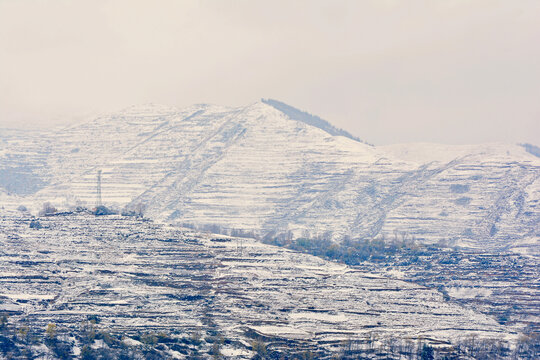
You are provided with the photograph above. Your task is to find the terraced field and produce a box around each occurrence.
[0,212,511,358]
[1,100,538,254]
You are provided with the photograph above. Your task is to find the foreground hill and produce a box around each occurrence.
[0,213,513,358]
[0,100,538,253]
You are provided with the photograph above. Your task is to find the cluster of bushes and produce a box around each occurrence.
[338,336,530,360]
[120,203,146,218]
[1,314,538,359]
[0,315,219,360]
[262,235,444,266]
[248,330,540,359]
[23,202,147,226]
[39,202,57,216]
[181,222,258,239]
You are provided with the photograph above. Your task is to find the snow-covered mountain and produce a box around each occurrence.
[1,100,539,253]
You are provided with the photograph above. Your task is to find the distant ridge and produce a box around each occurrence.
[520,143,540,158]
[261,98,370,145]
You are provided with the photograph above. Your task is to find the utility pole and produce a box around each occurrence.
[236,237,244,256]
[96,170,102,208]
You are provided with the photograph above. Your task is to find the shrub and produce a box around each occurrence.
[29,219,42,229]
[94,205,113,216]
[420,344,434,360]
[80,345,95,360]
[251,339,267,358]
[0,316,7,331]
[39,202,57,216]
[45,323,57,339]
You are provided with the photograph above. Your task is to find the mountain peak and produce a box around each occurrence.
[261,98,369,145]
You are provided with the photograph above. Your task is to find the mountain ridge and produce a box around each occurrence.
[0,100,538,254]
[261,98,370,145]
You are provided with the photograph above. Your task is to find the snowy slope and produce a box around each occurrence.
[0,212,509,350]
[0,100,538,252]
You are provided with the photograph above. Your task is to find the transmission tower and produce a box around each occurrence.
[96,170,102,207]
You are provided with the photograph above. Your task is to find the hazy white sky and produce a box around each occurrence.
[0,0,538,145]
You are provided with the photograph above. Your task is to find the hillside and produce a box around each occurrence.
[0,212,513,358]
[0,100,538,253]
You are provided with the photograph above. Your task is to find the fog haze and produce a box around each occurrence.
[0,0,538,145]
